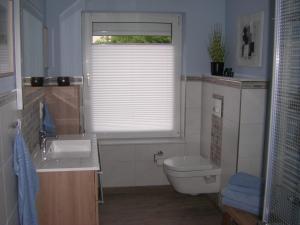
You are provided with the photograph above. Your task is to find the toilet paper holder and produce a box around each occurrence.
[153,150,164,163]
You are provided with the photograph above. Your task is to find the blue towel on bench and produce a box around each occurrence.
[222,186,261,207]
[227,184,262,197]
[229,172,263,190]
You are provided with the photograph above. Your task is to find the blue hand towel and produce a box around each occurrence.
[222,186,262,207]
[229,172,263,190]
[227,184,262,197]
[43,102,56,136]
[13,130,39,225]
[222,197,260,215]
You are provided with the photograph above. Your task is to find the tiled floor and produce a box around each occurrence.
[100,186,222,225]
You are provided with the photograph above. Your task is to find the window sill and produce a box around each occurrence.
[98,137,186,145]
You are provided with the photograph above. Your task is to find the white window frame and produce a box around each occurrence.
[82,12,184,140]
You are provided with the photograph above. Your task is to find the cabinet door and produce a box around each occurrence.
[95,171,100,225]
[37,171,98,225]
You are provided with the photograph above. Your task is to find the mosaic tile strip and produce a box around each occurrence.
[210,94,224,166]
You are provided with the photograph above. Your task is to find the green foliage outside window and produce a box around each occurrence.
[93,35,171,44]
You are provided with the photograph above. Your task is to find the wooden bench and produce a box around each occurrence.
[222,206,259,225]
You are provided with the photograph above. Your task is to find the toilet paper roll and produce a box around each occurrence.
[155,158,165,166]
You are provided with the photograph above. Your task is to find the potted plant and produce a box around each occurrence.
[208,24,225,75]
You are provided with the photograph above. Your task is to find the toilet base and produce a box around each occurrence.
[166,173,221,195]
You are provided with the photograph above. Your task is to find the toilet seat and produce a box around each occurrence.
[164,156,213,172]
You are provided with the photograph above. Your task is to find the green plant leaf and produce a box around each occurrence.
[207,24,225,62]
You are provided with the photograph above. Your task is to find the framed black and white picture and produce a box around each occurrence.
[236,11,264,67]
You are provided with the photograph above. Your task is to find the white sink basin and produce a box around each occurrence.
[47,139,91,159]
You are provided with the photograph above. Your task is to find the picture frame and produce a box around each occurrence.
[0,0,14,76]
[236,11,264,67]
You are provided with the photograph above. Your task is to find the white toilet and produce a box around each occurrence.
[163,156,221,195]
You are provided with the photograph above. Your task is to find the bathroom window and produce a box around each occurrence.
[83,13,182,139]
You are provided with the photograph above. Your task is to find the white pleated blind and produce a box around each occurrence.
[0,44,9,73]
[86,44,179,138]
[84,13,182,139]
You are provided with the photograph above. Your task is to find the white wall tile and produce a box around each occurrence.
[201,82,214,116]
[185,131,201,142]
[220,119,239,188]
[135,143,183,161]
[0,99,18,225]
[200,140,210,159]
[134,143,183,186]
[100,145,135,162]
[185,107,201,137]
[222,87,241,123]
[200,109,212,158]
[0,168,7,225]
[221,119,239,166]
[100,145,135,187]
[184,140,200,156]
[240,89,267,124]
[238,123,265,159]
[100,142,185,187]
[7,207,19,225]
[3,157,18,217]
[102,160,135,187]
[0,125,3,167]
[135,162,164,186]
[0,101,17,165]
[185,81,202,108]
[238,157,263,177]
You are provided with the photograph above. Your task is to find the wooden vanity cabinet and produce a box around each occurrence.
[37,171,99,225]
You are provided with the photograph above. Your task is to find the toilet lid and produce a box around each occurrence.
[163,156,214,172]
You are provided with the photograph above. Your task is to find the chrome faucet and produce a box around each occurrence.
[39,130,47,155]
[39,130,58,159]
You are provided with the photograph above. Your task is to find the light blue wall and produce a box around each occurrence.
[0,0,15,94]
[225,0,274,78]
[21,0,46,77]
[0,76,15,94]
[46,0,226,76]
[0,0,46,94]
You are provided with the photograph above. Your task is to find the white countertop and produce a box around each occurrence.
[202,74,268,82]
[32,134,100,173]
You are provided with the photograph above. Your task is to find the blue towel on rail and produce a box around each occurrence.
[13,130,39,225]
[222,197,260,215]
[43,102,56,136]
[222,186,261,207]
[227,184,262,196]
[229,172,263,190]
